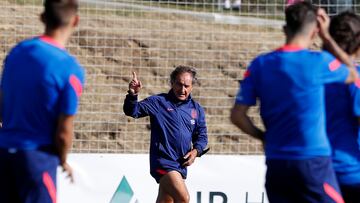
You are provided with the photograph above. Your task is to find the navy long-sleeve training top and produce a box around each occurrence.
[123,90,208,178]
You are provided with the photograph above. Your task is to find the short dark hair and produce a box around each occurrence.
[284,1,318,36]
[41,0,79,30]
[170,65,197,85]
[329,11,360,55]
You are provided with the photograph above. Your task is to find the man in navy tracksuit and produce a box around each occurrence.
[123,65,208,203]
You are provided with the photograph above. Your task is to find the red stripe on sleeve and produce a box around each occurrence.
[323,182,344,203]
[243,70,250,78]
[329,59,341,72]
[69,74,83,98]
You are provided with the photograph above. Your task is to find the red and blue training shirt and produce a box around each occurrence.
[0,36,85,150]
[325,66,360,185]
[236,45,349,159]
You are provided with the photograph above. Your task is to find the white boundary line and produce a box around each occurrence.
[80,0,283,28]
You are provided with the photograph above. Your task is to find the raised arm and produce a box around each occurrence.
[128,71,142,96]
[317,8,358,83]
[123,72,158,118]
[56,66,85,183]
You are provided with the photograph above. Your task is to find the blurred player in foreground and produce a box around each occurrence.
[324,11,360,203]
[0,0,85,202]
[231,2,358,202]
[123,66,208,203]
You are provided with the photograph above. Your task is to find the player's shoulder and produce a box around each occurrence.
[40,41,85,77]
[34,36,77,62]
[251,49,284,64]
[66,56,85,76]
[252,52,268,62]
[309,50,335,60]
[6,37,37,56]
[15,37,36,47]
[15,37,72,62]
[69,61,85,84]
[244,51,279,73]
[46,55,85,88]
[18,37,39,46]
[246,53,267,70]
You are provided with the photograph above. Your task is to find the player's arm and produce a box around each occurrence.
[317,8,358,83]
[344,68,359,84]
[123,72,157,118]
[55,114,74,182]
[230,104,264,142]
[183,106,208,167]
[231,58,264,141]
[321,34,358,83]
[57,67,85,183]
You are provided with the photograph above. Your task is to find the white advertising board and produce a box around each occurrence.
[58,154,267,203]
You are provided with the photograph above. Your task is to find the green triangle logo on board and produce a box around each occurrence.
[109,176,139,203]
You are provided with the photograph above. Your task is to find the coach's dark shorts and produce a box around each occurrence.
[0,147,59,203]
[150,167,187,183]
[265,157,344,203]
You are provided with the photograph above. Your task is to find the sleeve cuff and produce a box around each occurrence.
[193,146,203,157]
[126,92,138,100]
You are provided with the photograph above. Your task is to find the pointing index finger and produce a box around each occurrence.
[132,71,138,81]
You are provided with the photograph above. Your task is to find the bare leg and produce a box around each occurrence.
[156,186,173,203]
[156,171,190,203]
